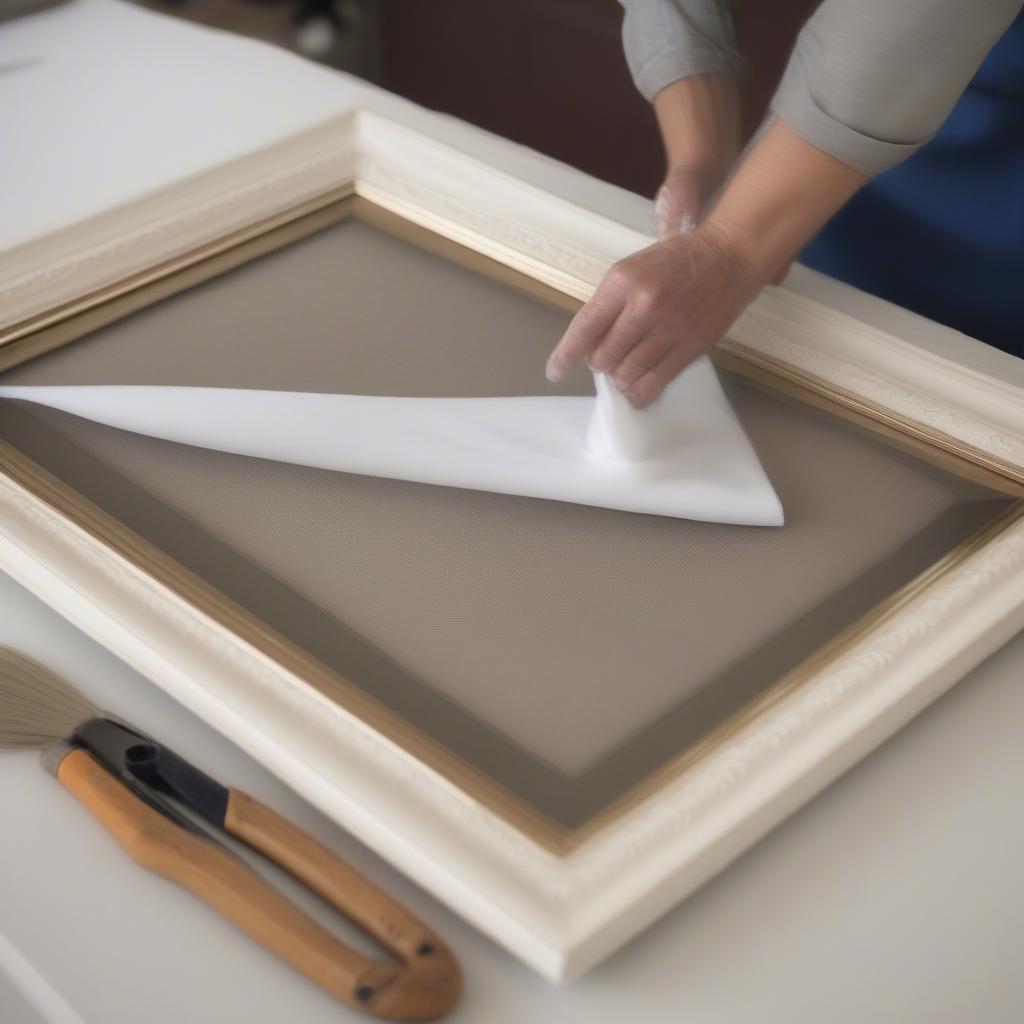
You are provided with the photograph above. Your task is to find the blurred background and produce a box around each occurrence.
[124,0,815,199]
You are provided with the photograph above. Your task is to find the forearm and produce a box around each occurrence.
[652,73,739,182]
[620,1,744,236]
[703,117,867,282]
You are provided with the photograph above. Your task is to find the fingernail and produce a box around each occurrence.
[678,212,696,235]
[546,360,565,383]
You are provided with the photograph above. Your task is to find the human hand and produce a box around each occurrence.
[546,120,867,408]
[545,222,762,408]
[547,75,743,407]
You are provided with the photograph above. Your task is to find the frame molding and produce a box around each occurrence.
[2,110,1024,981]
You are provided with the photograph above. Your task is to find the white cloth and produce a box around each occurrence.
[587,373,663,462]
[0,359,784,525]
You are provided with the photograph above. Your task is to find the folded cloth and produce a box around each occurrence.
[0,357,784,525]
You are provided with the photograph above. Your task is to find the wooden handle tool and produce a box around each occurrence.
[54,746,461,1020]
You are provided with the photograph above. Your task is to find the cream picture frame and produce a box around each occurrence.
[2,110,1024,982]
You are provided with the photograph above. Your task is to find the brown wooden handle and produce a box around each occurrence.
[225,789,461,1017]
[56,749,460,1020]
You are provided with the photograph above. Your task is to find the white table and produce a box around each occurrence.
[2,567,1022,1023]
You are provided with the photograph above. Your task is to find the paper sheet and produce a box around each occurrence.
[0,358,783,525]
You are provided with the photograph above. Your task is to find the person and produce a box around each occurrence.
[546,0,1024,407]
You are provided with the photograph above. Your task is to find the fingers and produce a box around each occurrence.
[548,245,690,391]
[587,307,653,376]
[604,330,671,392]
[622,341,699,409]
[545,272,626,382]
[547,219,758,403]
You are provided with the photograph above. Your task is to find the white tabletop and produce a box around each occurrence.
[2,567,1022,1023]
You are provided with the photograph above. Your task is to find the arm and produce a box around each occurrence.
[549,0,1023,405]
[546,118,865,405]
[621,1,743,236]
[652,74,741,237]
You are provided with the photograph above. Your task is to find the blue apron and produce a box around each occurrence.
[800,12,1024,356]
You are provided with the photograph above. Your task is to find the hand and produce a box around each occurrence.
[545,120,867,408]
[545,222,762,407]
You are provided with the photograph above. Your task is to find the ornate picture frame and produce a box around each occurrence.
[2,110,1023,981]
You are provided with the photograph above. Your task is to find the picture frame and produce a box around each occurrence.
[2,109,1023,982]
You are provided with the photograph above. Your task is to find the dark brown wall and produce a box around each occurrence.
[378,0,816,199]
[378,0,665,197]
[736,1,818,133]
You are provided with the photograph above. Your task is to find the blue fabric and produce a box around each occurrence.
[800,13,1024,356]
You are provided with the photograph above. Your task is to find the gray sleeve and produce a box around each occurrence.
[619,0,743,102]
[773,0,1024,175]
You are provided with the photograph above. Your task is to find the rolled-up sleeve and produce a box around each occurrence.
[620,0,743,102]
[773,0,1024,175]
